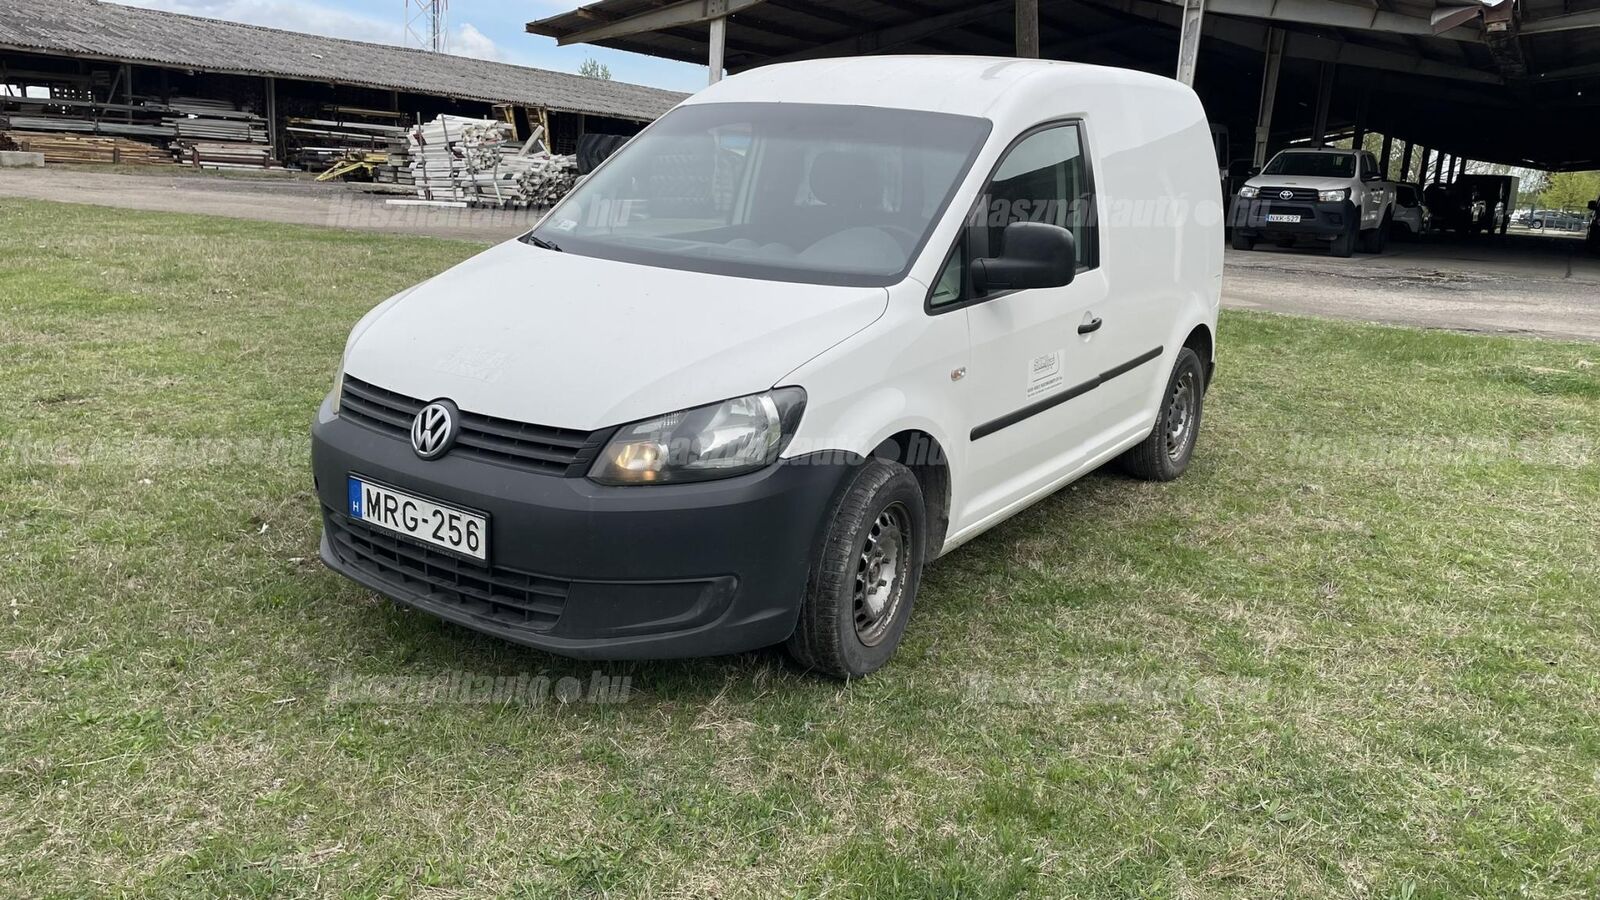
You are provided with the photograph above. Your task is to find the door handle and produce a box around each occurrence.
[1077,317,1104,335]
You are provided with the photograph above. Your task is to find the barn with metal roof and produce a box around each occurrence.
[528,0,1600,173]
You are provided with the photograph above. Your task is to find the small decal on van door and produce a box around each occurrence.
[1026,350,1065,399]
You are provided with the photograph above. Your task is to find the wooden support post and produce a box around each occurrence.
[1016,0,1040,58]
[1399,141,1415,183]
[264,76,279,163]
[1252,27,1284,168]
[1378,134,1393,176]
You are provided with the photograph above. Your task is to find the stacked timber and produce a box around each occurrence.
[1,131,172,165]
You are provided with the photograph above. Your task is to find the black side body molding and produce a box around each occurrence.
[970,346,1164,441]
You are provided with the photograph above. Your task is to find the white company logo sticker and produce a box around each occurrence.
[1027,350,1065,399]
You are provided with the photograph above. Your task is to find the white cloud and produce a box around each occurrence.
[449,23,507,62]
[106,0,512,62]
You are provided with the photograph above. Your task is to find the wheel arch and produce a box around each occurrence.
[871,429,952,555]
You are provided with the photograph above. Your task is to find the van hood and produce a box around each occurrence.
[1246,175,1354,192]
[343,241,889,431]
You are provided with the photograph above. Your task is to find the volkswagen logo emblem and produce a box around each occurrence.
[1279,190,1295,200]
[411,400,459,460]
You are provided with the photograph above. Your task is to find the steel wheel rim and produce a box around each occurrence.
[853,502,911,647]
[1164,370,1199,462]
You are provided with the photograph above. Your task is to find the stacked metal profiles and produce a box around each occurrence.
[407,115,578,207]
[164,97,273,169]
[285,111,407,173]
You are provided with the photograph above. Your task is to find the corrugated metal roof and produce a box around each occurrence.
[0,0,686,121]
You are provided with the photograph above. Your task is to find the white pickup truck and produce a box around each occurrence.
[1229,147,1395,257]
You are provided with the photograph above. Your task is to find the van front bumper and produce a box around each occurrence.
[310,397,846,659]
[1230,197,1355,239]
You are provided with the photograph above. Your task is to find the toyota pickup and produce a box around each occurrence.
[1229,147,1395,257]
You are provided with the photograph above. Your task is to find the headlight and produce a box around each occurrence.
[589,388,807,485]
[1238,185,1259,199]
[1319,189,1349,202]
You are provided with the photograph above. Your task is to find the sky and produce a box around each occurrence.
[106,0,710,92]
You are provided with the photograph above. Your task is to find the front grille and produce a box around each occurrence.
[339,375,608,476]
[325,507,567,632]
[1259,186,1321,202]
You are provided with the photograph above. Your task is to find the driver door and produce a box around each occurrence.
[937,122,1129,526]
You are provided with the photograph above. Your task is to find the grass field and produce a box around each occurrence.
[2,198,1599,898]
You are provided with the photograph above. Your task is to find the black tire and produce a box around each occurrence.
[1231,230,1256,251]
[1330,219,1356,257]
[787,459,927,678]
[1358,216,1390,254]
[1113,348,1207,482]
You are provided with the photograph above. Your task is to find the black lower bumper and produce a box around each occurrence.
[1230,197,1354,239]
[310,396,848,659]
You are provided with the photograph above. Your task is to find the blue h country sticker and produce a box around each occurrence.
[348,478,363,517]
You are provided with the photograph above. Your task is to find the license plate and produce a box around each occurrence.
[1265,214,1301,223]
[346,476,488,561]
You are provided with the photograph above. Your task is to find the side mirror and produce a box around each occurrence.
[1248,166,1261,177]
[972,222,1076,294]
[1589,200,1598,212]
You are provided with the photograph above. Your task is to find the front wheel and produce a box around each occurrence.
[787,458,927,678]
[1114,347,1207,482]
[1231,230,1256,251]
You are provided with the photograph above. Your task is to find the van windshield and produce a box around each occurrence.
[526,102,992,287]
[1263,151,1355,178]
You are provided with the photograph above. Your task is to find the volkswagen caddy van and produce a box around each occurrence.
[312,57,1222,677]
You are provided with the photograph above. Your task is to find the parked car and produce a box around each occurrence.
[310,57,1222,678]
[1427,174,1518,235]
[1530,209,1585,231]
[1392,183,1430,238]
[1229,147,1395,257]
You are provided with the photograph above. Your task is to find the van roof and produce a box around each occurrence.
[683,55,1192,119]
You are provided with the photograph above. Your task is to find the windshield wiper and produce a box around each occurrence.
[522,234,563,252]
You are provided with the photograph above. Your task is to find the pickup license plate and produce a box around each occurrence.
[1265,213,1302,223]
[346,476,487,561]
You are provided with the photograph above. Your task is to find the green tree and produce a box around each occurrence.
[579,58,612,80]
[1538,171,1600,211]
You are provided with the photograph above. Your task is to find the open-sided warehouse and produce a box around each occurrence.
[529,0,1600,174]
[0,0,684,171]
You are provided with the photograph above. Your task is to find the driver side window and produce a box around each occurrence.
[983,124,1096,271]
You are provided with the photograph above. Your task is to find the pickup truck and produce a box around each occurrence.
[1229,147,1395,257]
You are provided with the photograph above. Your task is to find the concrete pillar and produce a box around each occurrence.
[1311,62,1334,147]
[1251,28,1284,168]
[1175,0,1207,86]
[1399,141,1415,184]
[1016,0,1040,58]
[708,15,727,84]
[1379,134,1393,177]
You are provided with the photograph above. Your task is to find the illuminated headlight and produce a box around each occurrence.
[1238,185,1259,199]
[589,388,807,485]
[1319,189,1349,202]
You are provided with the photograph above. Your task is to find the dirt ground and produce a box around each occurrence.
[4,165,1598,342]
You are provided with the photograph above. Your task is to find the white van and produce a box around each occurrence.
[313,57,1222,677]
